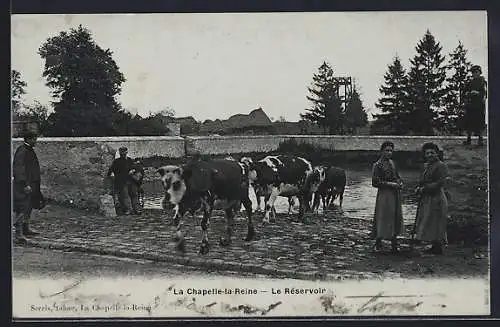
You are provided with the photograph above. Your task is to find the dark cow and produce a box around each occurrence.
[223,155,255,215]
[247,155,322,223]
[157,160,255,254]
[311,165,346,212]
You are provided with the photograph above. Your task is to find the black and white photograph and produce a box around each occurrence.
[11,11,490,318]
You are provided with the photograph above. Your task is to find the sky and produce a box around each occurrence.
[11,11,488,122]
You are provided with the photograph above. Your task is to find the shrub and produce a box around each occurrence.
[277,138,322,154]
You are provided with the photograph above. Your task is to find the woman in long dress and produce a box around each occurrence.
[371,141,404,252]
[414,142,450,255]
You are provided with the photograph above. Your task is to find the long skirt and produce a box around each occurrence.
[372,188,404,239]
[464,101,486,133]
[414,188,448,242]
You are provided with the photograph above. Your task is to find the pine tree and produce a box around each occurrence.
[372,56,410,134]
[300,61,344,134]
[440,41,472,135]
[38,25,126,136]
[406,30,447,135]
[344,82,368,134]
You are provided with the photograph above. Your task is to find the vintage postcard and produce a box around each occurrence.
[11,11,490,319]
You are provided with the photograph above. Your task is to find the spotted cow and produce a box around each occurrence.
[157,160,255,254]
[238,156,296,215]
[247,155,323,224]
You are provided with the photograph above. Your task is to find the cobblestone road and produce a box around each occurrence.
[18,203,488,281]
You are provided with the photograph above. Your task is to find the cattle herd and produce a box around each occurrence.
[157,155,346,254]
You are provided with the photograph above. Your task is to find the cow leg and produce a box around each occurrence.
[297,195,306,223]
[304,192,313,213]
[326,189,335,209]
[219,207,234,246]
[270,195,277,221]
[173,206,187,252]
[263,186,279,224]
[233,200,242,217]
[263,193,270,219]
[208,200,214,216]
[259,192,271,217]
[199,199,213,255]
[321,193,327,212]
[220,203,235,247]
[312,193,321,213]
[170,205,179,226]
[254,188,262,213]
[264,193,277,222]
[339,188,345,208]
[163,198,178,226]
[242,196,255,241]
[324,192,330,210]
[287,197,295,215]
[316,193,322,213]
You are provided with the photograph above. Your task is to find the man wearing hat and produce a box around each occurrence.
[12,131,46,244]
[106,147,141,215]
[463,65,488,146]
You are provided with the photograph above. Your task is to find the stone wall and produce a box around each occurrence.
[185,135,472,155]
[11,135,476,212]
[184,135,292,155]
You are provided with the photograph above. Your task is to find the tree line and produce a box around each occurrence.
[371,30,479,136]
[12,26,482,137]
[300,30,482,136]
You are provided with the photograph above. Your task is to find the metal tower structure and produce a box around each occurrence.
[333,76,353,111]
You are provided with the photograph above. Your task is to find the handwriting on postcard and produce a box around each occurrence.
[23,280,432,316]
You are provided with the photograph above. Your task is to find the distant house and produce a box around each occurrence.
[199,108,274,135]
[12,119,39,138]
[172,108,371,136]
[174,116,200,135]
[166,122,181,136]
[200,119,226,134]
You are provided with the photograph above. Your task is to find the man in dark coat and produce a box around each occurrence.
[463,65,488,146]
[106,147,142,215]
[13,131,45,244]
